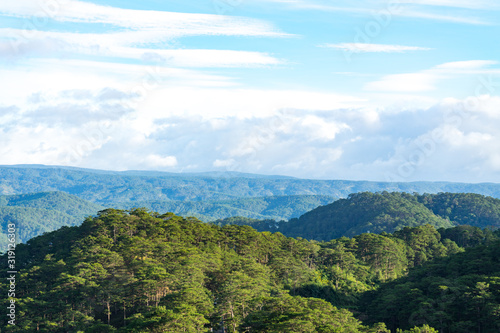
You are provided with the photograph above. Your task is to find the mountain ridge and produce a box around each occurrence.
[2,165,500,205]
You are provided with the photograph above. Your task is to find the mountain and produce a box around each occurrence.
[0,191,103,249]
[246,192,500,241]
[2,165,500,206]
[268,192,455,241]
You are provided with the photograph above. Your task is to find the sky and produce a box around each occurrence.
[1,0,500,182]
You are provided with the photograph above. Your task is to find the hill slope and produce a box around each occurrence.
[0,192,333,249]
[417,192,500,228]
[0,191,103,250]
[274,192,454,241]
[0,209,388,332]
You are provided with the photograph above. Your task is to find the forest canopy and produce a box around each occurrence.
[2,208,499,332]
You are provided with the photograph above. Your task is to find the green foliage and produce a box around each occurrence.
[0,209,416,332]
[438,225,498,248]
[362,241,500,332]
[418,192,500,229]
[241,293,383,332]
[230,192,500,242]
[2,195,499,332]
[396,324,439,333]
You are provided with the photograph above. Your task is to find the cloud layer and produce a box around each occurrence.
[2,84,500,182]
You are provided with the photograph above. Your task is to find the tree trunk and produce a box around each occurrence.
[106,299,111,325]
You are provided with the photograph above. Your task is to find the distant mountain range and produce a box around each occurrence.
[2,165,500,204]
[0,191,103,247]
[2,165,500,249]
[114,194,336,222]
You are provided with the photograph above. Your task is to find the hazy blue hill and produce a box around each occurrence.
[0,206,79,246]
[0,191,103,217]
[0,191,103,250]
[2,165,500,206]
[117,195,335,221]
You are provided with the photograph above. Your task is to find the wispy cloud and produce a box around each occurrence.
[365,60,500,93]
[397,10,489,25]
[0,0,290,38]
[255,0,493,25]
[321,43,431,53]
[403,0,500,10]
[0,28,283,67]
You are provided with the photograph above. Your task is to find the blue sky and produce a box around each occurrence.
[1,0,500,182]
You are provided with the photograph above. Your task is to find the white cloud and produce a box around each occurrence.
[364,60,500,94]
[3,90,500,181]
[396,10,489,25]
[144,154,178,168]
[300,115,350,141]
[137,88,364,122]
[435,60,498,71]
[321,43,431,53]
[0,58,240,107]
[213,159,236,168]
[0,0,290,38]
[0,28,284,67]
[254,0,493,24]
[259,0,499,9]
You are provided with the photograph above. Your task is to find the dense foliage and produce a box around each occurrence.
[362,241,500,332]
[417,192,500,229]
[0,209,471,332]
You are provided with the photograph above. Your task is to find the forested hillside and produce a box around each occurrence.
[362,240,500,332]
[2,209,498,332]
[417,192,500,229]
[278,192,453,240]
[0,191,103,216]
[243,192,500,241]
